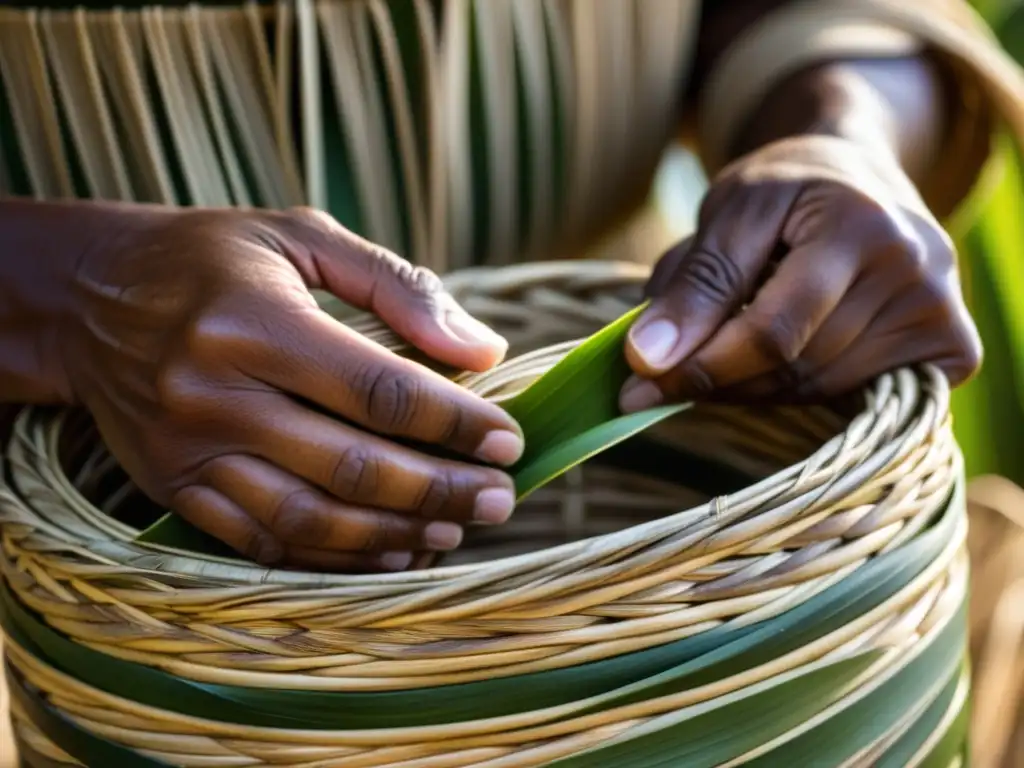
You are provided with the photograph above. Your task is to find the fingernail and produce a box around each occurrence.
[476,429,524,465]
[474,487,515,524]
[619,377,664,412]
[630,318,679,368]
[424,521,463,550]
[446,310,508,349]
[380,551,414,571]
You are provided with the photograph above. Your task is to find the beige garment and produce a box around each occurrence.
[698,0,1024,222]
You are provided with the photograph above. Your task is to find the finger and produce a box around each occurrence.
[204,454,464,553]
[234,305,524,466]
[239,394,517,525]
[796,271,896,369]
[807,313,971,399]
[644,237,692,299]
[626,184,800,377]
[275,208,506,372]
[621,242,858,410]
[172,485,414,572]
[171,484,284,565]
[706,274,900,403]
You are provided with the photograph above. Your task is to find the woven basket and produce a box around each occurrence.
[0,261,970,767]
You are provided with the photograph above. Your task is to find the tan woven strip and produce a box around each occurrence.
[183,6,252,207]
[564,1,597,241]
[205,8,297,209]
[367,0,432,266]
[273,0,297,184]
[245,0,305,206]
[297,0,325,210]
[0,10,74,199]
[594,1,634,213]
[319,1,401,252]
[0,1,699,269]
[440,0,475,271]
[142,8,229,206]
[86,10,176,203]
[38,11,134,200]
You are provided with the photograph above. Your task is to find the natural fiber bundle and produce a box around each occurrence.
[0,0,697,271]
[0,262,970,766]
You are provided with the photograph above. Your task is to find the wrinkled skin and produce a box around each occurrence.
[61,207,523,572]
[48,136,983,574]
[621,136,982,411]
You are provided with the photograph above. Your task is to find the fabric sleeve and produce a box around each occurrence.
[695,0,1024,221]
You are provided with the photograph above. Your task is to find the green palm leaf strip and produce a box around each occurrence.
[0,479,963,768]
[550,602,966,767]
[137,302,687,551]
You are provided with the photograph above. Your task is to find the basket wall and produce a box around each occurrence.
[0,261,971,767]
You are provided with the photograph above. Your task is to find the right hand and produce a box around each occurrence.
[59,206,522,572]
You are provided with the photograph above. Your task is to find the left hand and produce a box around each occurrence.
[620,135,982,410]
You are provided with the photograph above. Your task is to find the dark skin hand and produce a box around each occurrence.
[0,201,522,571]
[621,0,982,411]
[0,1,983,572]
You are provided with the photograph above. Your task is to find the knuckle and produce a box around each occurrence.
[674,361,716,398]
[240,528,285,566]
[353,513,401,552]
[373,254,445,299]
[878,220,948,284]
[895,235,930,281]
[771,357,811,394]
[154,364,204,414]
[951,323,983,379]
[353,519,385,552]
[958,339,983,376]
[283,205,338,231]
[270,489,327,543]
[330,446,381,502]
[745,311,803,363]
[354,365,421,434]
[413,469,458,518]
[678,247,746,307]
[435,403,465,448]
[180,312,247,365]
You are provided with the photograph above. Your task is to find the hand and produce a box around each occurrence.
[620,135,982,410]
[60,207,523,572]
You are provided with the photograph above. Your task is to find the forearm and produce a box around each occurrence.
[691,0,951,187]
[0,198,142,404]
[729,55,950,186]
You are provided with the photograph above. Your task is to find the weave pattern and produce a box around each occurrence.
[0,261,969,766]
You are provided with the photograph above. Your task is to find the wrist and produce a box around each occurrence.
[731,63,900,162]
[726,55,948,190]
[0,198,173,404]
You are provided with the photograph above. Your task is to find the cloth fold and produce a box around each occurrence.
[697,0,1024,221]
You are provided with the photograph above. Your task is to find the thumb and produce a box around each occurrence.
[626,187,795,378]
[276,208,507,372]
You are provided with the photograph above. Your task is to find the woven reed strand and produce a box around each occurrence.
[0,260,968,767]
[4,545,968,767]
[0,262,961,692]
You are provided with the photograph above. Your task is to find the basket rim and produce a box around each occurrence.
[2,364,952,591]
